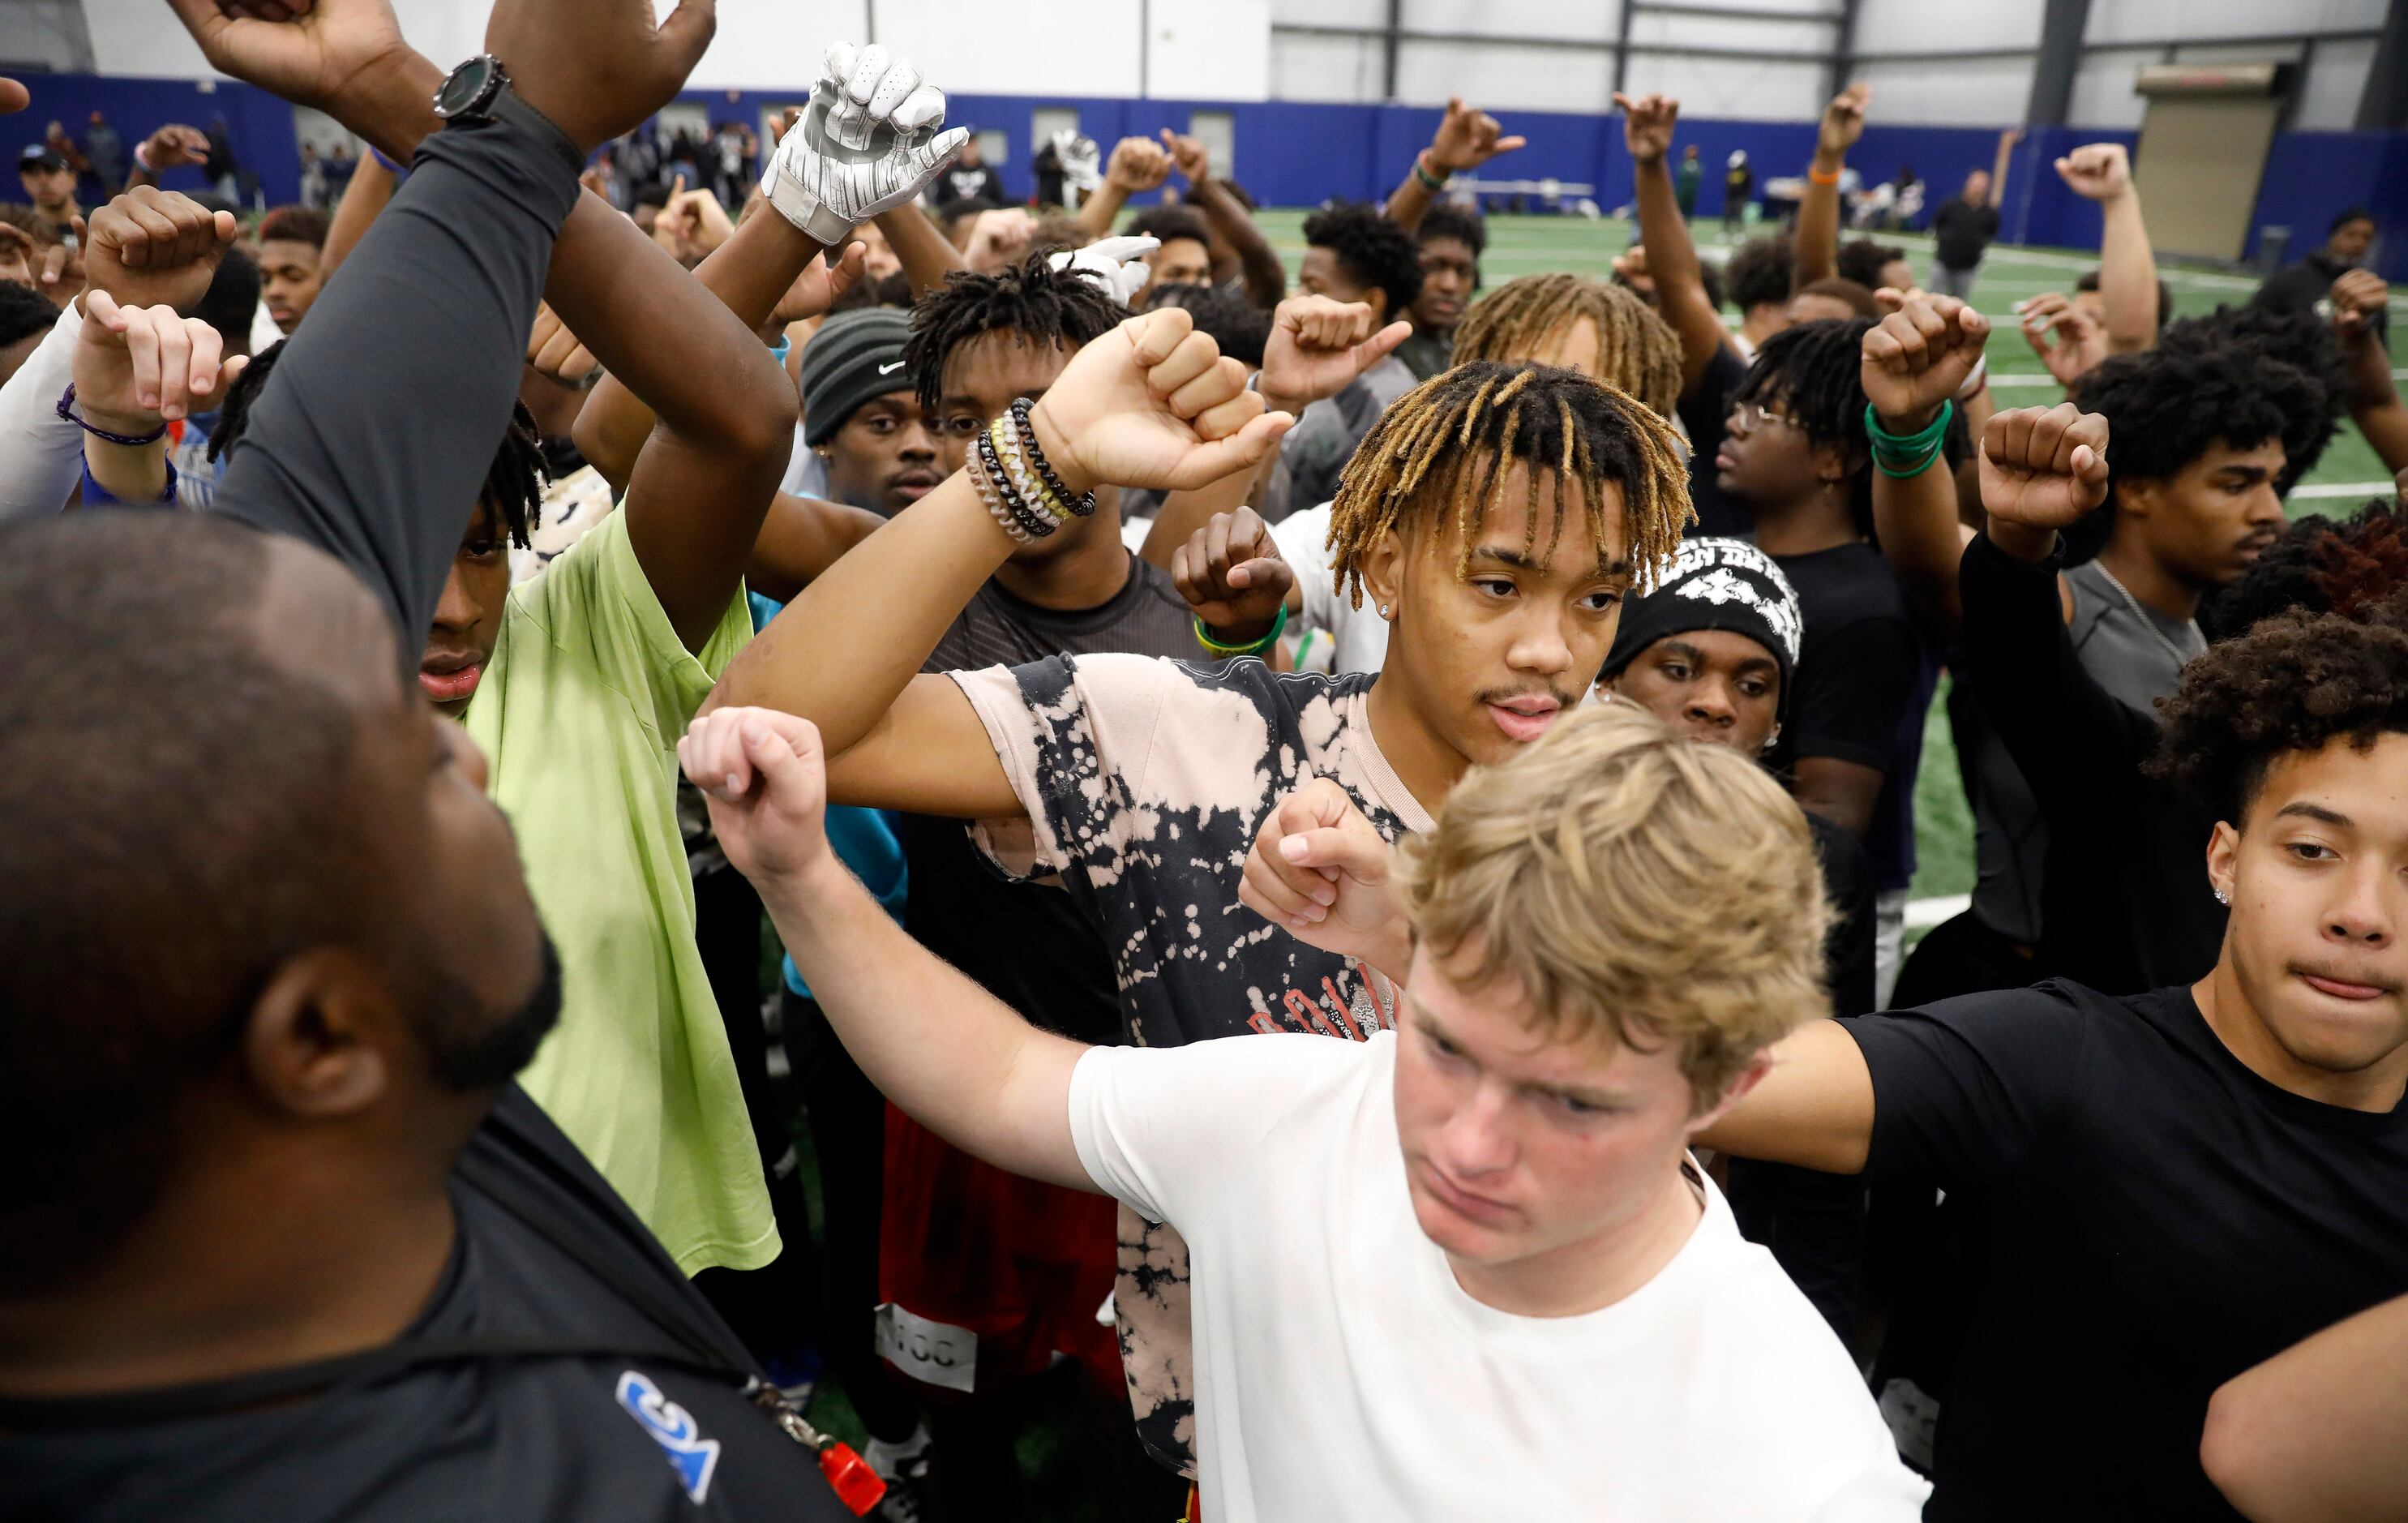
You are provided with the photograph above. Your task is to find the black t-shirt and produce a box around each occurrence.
[1809,810,1878,1019]
[907,556,1198,1044]
[932,163,1007,208]
[1677,343,1754,540]
[0,1092,854,1522]
[1769,542,1924,888]
[1844,982,2408,1521]
[1931,198,1999,272]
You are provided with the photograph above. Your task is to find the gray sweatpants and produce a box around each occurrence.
[1929,260,1979,298]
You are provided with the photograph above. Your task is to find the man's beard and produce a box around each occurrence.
[420,928,565,1092]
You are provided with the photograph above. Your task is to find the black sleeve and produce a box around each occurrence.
[1789,614,1919,770]
[1810,813,1879,1017]
[1958,532,2160,823]
[214,116,581,654]
[1839,982,2096,1188]
[1677,345,1750,538]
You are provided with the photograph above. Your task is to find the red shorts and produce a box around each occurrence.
[876,1102,1122,1399]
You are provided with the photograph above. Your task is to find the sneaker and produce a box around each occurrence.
[864,1426,932,1523]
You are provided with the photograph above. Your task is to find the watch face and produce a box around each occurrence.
[437,56,498,118]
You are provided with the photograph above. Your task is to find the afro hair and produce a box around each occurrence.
[2154,307,2346,492]
[2149,603,2408,823]
[2201,499,2408,641]
[1302,200,1424,318]
[1418,204,1489,260]
[1721,232,1794,315]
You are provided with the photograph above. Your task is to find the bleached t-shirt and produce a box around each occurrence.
[1270,500,1390,676]
[1069,1030,1933,1523]
[951,652,1438,1465]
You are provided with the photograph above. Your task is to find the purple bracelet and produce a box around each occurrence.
[56,384,167,447]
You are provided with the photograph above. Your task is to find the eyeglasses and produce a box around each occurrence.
[1730,401,1804,433]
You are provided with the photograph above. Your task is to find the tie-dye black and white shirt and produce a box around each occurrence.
[949,653,1435,1051]
[949,652,1438,1474]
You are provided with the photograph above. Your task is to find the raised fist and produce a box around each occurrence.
[1816,84,1870,162]
[1862,294,1989,427]
[1105,135,1171,193]
[135,123,210,172]
[1979,403,2110,539]
[2053,143,2131,203]
[1027,307,1293,497]
[2330,268,2388,341]
[1237,778,1408,977]
[83,187,238,315]
[759,42,966,246]
[1159,128,1211,185]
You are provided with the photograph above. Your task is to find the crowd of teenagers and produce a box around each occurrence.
[3,2,2408,1521]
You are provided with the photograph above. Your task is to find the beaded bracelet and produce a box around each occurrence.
[964,436,1032,544]
[992,420,1059,530]
[1864,398,1952,480]
[974,422,1057,541]
[55,384,166,447]
[1007,398,1095,517]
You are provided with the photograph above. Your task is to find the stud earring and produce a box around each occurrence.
[2213,886,2230,906]
[1378,603,1391,619]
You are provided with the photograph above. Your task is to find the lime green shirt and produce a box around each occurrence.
[466,510,777,1275]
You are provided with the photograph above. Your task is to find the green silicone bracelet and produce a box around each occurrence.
[1195,602,1288,659]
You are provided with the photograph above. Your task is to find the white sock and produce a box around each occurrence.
[863,1422,932,1481]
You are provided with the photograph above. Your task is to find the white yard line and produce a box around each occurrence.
[2289,481,2402,500]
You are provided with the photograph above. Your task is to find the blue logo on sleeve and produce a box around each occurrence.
[615,1370,723,1504]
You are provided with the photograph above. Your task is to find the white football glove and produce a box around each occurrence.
[1058,130,1103,194]
[761,42,968,245]
[1049,235,1159,307]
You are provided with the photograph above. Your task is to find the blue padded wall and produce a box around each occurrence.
[9,72,2400,281]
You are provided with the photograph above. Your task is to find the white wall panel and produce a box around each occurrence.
[2065,45,2156,129]
[2292,37,2376,131]
[2168,40,2306,62]
[2086,0,2384,44]
[1269,30,1385,101]
[690,1,873,90]
[1850,56,2035,127]
[1150,0,1270,99]
[872,0,1142,97]
[1393,38,1611,112]
[1274,0,1389,28]
[1852,0,2042,54]
[1656,0,1837,13]
[1627,12,1835,54]
[1400,0,1619,43]
[1620,52,1825,121]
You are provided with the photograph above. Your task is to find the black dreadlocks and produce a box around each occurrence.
[903,255,1121,417]
[1731,317,1876,536]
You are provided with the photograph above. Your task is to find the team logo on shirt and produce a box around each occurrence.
[615,1370,722,1504]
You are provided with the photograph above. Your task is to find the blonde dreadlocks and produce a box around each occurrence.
[1328,362,1692,611]
[1451,274,1684,422]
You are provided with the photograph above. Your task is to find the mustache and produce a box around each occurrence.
[1472,684,1579,710]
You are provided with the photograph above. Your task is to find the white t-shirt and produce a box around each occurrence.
[1068,1030,1930,1523]
[1271,500,1390,676]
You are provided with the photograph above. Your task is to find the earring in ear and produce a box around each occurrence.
[1378,603,1391,619]
[2213,886,2231,906]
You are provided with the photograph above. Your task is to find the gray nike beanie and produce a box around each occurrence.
[799,308,916,448]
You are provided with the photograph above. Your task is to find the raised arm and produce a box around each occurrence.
[2332,270,2408,476]
[1074,135,1168,242]
[2201,1291,2408,1523]
[875,204,966,296]
[684,706,1091,1190]
[2055,144,2157,353]
[1616,92,1728,395]
[1163,129,1286,307]
[168,0,713,644]
[121,124,209,193]
[1960,404,2166,809]
[1383,97,1523,235]
[704,306,1293,817]
[1989,128,2020,208]
[1793,84,1869,290]
[1862,292,1990,634]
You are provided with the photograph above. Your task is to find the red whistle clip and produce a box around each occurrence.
[820,1441,887,1516]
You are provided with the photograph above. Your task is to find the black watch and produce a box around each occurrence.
[432,54,586,182]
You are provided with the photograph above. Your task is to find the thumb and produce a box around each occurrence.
[1166,410,1294,491]
[914,127,970,178]
[82,286,125,330]
[1493,135,1527,154]
[1358,320,1413,371]
[653,0,720,75]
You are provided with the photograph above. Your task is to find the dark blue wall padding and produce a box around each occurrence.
[10,73,300,208]
[11,72,2401,280]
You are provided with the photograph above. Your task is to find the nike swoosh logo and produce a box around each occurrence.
[879,360,906,375]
